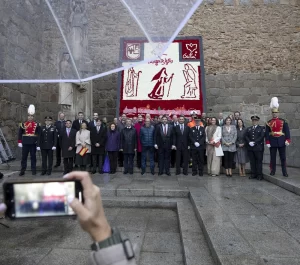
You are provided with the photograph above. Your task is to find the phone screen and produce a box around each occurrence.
[12,181,81,218]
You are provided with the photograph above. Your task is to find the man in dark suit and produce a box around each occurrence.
[170,114,179,168]
[60,120,77,174]
[72,112,88,131]
[231,111,241,126]
[54,112,66,167]
[174,115,190,175]
[218,112,224,126]
[88,113,99,130]
[120,119,136,175]
[245,115,265,180]
[154,115,175,176]
[189,117,206,176]
[37,116,58,175]
[90,119,107,174]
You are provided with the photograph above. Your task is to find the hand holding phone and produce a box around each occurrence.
[64,172,111,242]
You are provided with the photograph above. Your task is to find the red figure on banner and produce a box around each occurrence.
[148,67,174,100]
[124,67,142,97]
[181,64,199,99]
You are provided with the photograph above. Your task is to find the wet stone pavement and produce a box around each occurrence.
[1,166,300,264]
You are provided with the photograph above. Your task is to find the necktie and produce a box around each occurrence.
[80,120,82,124]
[97,126,100,132]
[197,126,199,131]
[253,126,255,130]
[181,125,184,134]
[67,129,70,136]
[164,125,167,135]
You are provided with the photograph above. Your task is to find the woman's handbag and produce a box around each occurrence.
[102,154,110,173]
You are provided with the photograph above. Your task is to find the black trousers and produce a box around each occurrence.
[176,148,189,174]
[248,150,263,178]
[55,142,62,165]
[223,151,235,169]
[108,151,118,172]
[270,146,287,174]
[41,149,53,173]
[158,146,171,174]
[171,149,176,167]
[118,151,124,167]
[124,153,135,173]
[92,154,104,173]
[191,148,204,174]
[136,152,141,168]
[21,144,36,172]
[63,157,73,174]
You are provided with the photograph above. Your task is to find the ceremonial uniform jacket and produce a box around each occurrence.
[18,121,40,145]
[265,117,291,147]
[189,126,206,150]
[245,125,265,152]
[38,125,58,150]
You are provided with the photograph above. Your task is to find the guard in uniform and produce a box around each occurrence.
[18,105,40,176]
[265,97,291,177]
[37,117,58,175]
[245,115,265,180]
[189,116,206,176]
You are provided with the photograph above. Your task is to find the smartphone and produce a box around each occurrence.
[3,178,83,219]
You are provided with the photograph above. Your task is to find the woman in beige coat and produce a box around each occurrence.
[75,122,91,171]
[205,117,224,176]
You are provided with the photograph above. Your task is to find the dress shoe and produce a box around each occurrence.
[249,175,256,179]
[283,173,289,177]
[199,172,203,176]
[123,171,128,175]
[166,172,171,176]
[47,172,51,176]
[257,175,263,180]
[192,173,197,176]
[158,173,163,176]
[19,171,25,176]
[99,171,104,174]
[41,171,46,176]
[54,164,60,168]
[32,171,36,175]
[176,172,181,176]
[183,173,188,176]
[270,172,275,176]
[150,169,155,175]
[0,172,3,179]
[91,170,96,174]
[63,171,68,175]
[141,169,145,175]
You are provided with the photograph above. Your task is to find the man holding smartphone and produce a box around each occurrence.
[37,117,58,176]
[0,172,137,265]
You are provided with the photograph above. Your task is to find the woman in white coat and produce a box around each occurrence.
[205,117,224,176]
[75,122,91,171]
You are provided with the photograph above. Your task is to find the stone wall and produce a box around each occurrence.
[0,83,60,158]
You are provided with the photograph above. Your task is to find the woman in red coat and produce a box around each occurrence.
[134,114,144,169]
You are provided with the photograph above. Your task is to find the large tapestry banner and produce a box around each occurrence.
[118,37,206,117]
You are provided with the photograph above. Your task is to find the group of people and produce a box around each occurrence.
[17,97,290,179]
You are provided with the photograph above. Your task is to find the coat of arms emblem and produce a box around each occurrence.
[126,43,141,60]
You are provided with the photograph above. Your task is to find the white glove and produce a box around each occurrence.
[52,146,56,150]
[188,146,190,150]
[267,144,271,148]
[285,141,290,146]
[249,142,254,147]
[18,143,23,148]
[171,145,176,150]
[37,147,41,151]
[154,144,158,149]
[194,142,200,147]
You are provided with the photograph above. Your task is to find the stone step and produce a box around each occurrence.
[189,187,264,265]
